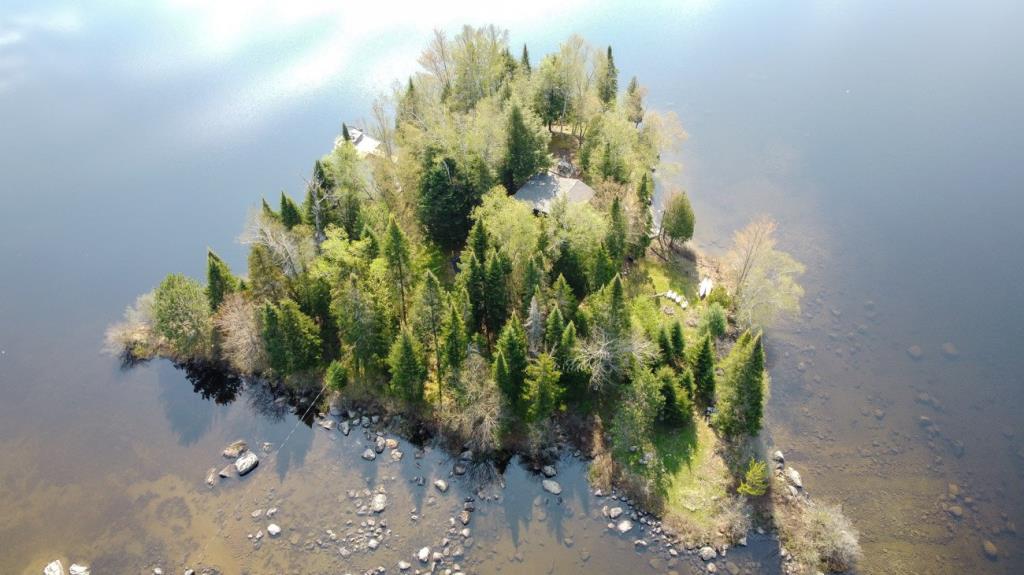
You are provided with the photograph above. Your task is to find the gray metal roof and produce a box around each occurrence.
[513,172,596,214]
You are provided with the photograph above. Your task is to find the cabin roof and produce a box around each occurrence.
[335,127,382,158]
[513,172,596,214]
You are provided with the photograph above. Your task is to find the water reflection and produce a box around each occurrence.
[155,360,223,446]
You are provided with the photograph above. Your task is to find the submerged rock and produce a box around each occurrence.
[542,479,562,495]
[362,449,377,461]
[205,467,218,486]
[417,546,431,563]
[340,420,351,436]
[542,465,557,478]
[941,342,959,359]
[609,507,624,519]
[69,565,90,575]
[218,465,234,479]
[371,493,388,513]
[616,519,634,533]
[907,345,924,360]
[235,451,259,476]
[983,540,998,560]
[222,440,247,458]
[44,560,64,575]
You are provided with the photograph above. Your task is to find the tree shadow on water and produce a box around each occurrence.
[155,360,240,446]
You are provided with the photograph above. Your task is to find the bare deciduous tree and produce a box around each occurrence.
[574,327,659,392]
[104,290,158,358]
[238,209,313,277]
[723,216,805,329]
[214,293,267,375]
[440,353,502,454]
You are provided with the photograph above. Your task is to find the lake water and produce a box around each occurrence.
[1,1,1021,573]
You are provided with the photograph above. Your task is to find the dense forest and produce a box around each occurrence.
[107,25,845,572]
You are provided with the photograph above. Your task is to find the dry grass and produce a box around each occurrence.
[772,472,862,574]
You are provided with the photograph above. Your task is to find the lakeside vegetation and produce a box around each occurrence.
[107,25,856,573]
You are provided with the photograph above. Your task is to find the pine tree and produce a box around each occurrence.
[206,249,239,310]
[442,300,467,382]
[526,353,562,422]
[388,329,426,404]
[658,327,673,364]
[383,217,413,325]
[520,44,531,73]
[261,299,322,376]
[418,154,483,253]
[670,320,685,359]
[606,195,627,264]
[483,250,509,338]
[247,244,287,301]
[630,172,655,258]
[468,220,489,264]
[544,306,565,353]
[261,198,278,220]
[591,245,616,290]
[625,76,644,127]
[342,122,352,142]
[656,366,692,427]
[335,274,386,377]
[549,273,577,320]
[280,192,303,229]
[464,253,487,333]
[598,46,618,105]
[693,334,716,408]
[521,255,544,316]
[414,271,447,403]
[325,360,348,391]
[553,242,589,299]
[503,103,549,191]
[606,274,630,339]
[716,332,766,437]
[495,313,528,414]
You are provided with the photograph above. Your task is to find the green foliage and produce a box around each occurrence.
[526,353,562,422]
[483,250,511,337]
[544,305,565,353]
[630,172,655,258]
[625,76,644,126]
[737,458,769,497]
[715,331,767,438]
[495,313,528,416]
[692,335,716,408]
[605,195,627,264]
[598,46,618,105]
[153,273,212,358]
[656,366,693,428]
[611,365,664,462]
[669,320,685,358]
[502,103,550,191]
[261,299,322,377]
[280,192,303,229]
[705,285,732,310]
[553,241,589,299]
[549,273,577,320]
[388,329,426,403]
[334,274,388,377]
[520,255,545,316]
[247,244,287,302]
[413,271,447,401]
[662,191,695,244]
[591,245,616,290]
[520,43,530,72]
[206,249,239,310]
[442,300,467,378]
[658,327,673,364]
[383,217,413,324]
[418,153,485,253]
[325,359,348,391]
[700,302,728,339]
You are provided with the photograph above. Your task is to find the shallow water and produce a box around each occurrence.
[1,1,1022,573]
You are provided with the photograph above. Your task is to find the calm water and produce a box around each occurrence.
[1,1,1022,573]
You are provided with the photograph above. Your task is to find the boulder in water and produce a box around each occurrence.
[362,449,377,461]
[371,493,388,513]
[434,479,449,493]
[267,523,282,537]
[222,440,247,458]
[69,565,90,575]
[44,560,64,575]
[542,479,562,495]
[983,539,998,560]
[417,546,431,563]
[235,451,259,476]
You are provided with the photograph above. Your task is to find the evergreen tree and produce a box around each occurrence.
[716,332,766,437]
[247,244,287,302]
[737,459,769,497]
[625,76,645,127]
[388,329,426,404]
[591,245,616,290]
[280,192,303,229]
[700,302,728,339]
[549,273,577,320]
[464,253,487,333]
[606,195,627,264]
[693,334,716,408]
[413,271,447,403]
[525,293,545,356]
[526,353,562,422]
[325,360,348,391]
[383,217,413,324]
[335,274,386,377]
[658,327,673,364]
[206,249,239,310]
[520,44,531,73]
[520,255,545,316]
[342,122,352,142]
[337,187,363,240]
[153,273,212,358]
[544,305,565,353]
[261,299,322,376]
[599,46,618,105]
[630,172,655,258]
[670,320,685,359]
[418,154,484,253]
[502,103,549,191]
[483,250,509,337]
[606,274,630,339]
[495,313,528,414]
[261,198,278,220]
[442,300,467,383]
[656,366,692,427]
[661,191,695,247]
[468,220,489,264]
[552,241,589,299]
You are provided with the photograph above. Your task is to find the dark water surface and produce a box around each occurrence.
[1,1,1021,573]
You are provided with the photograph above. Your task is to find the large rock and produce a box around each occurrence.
[542,479,562,495]
[222,440,248,458]
[362,449,377,461]
[69,565,90,575]
[784,467,803,489]
[339,420,351,436]
[417,546,431,563]
[542,465,557,478]
[608,507,624,519]
[771,450,785,465]
[699,546,718,561]
[205,467,218,487]
[44,560,64,575]
[616,519,633,533]
[371,493,388,513]
[235,451,259,476]
[434,479,449,493]
[267,523,282,537]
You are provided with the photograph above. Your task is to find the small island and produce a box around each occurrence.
[108,26,859,574]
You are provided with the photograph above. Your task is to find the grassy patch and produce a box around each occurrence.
[638,254,699,300]
[656,419,732,533]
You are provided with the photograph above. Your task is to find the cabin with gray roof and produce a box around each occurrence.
[513,171,596,215]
